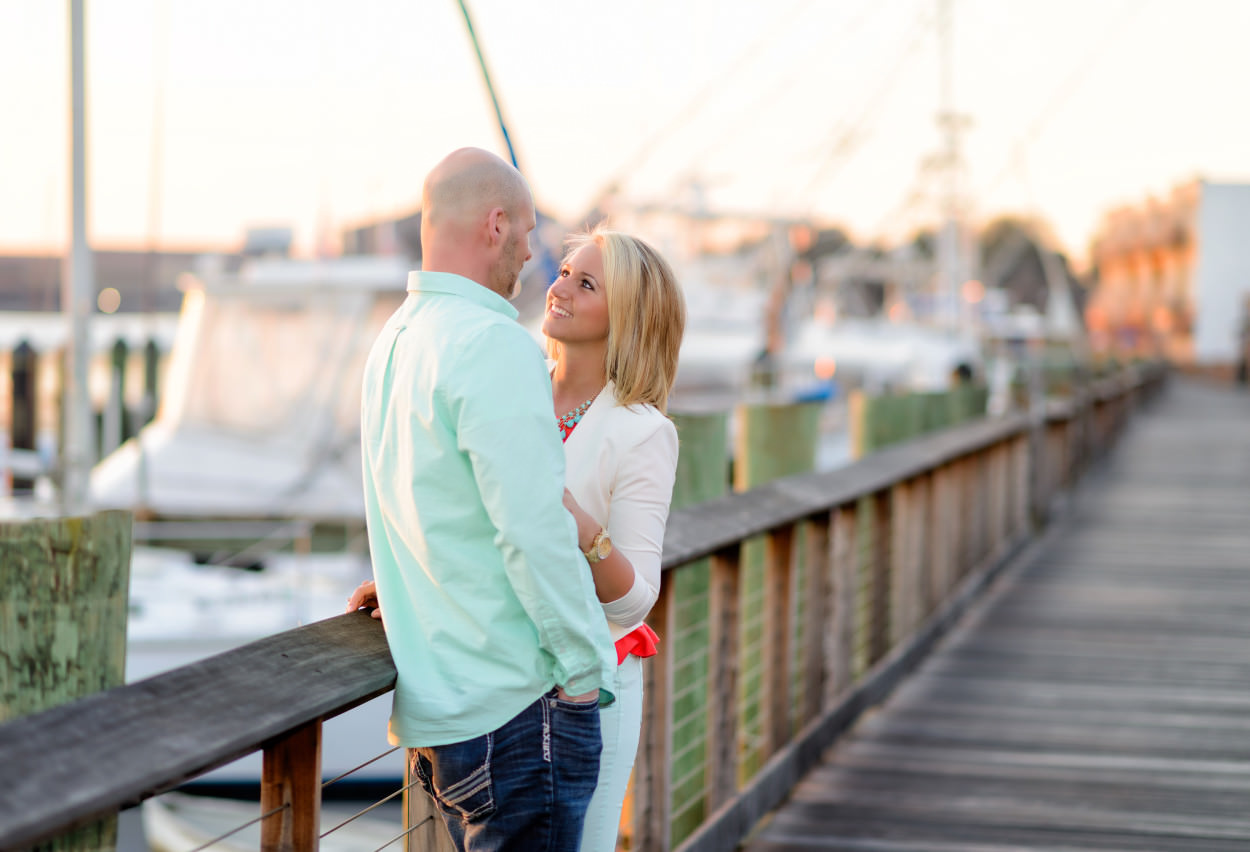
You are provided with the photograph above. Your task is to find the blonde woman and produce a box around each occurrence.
[350,225,685,851]
[544,227,685,851]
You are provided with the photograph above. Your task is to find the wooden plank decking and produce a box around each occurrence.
[745,377,1250,852]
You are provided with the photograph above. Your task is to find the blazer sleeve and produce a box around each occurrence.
[601,412,678,629]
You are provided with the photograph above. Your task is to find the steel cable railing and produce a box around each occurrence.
[140,747,410,851]
[0,365,1167,852]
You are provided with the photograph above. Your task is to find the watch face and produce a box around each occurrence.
[596,534,612,559]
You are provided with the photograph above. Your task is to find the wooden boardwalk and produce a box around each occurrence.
[745,377,1250,852]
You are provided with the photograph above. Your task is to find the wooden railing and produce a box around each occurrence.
[0,364,1166,852]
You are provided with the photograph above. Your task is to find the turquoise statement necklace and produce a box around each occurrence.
[558,396,596,441]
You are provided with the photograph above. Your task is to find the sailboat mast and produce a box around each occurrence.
[935,0,971,332]
[63,0,94,512]
[456,0,521,171]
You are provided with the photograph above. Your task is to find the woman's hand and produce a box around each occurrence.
[346,579,383,621]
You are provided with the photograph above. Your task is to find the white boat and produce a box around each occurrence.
[90,255,410,521]
[783,315,984,394]
[78,254,419,790]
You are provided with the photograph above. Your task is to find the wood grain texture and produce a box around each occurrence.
[260,720,321,852]
[660,411,1033,570]
[635,579,676,851]
[705,546,742,812]
[745,376,1250,852]
[800,515,830,727]
[0,612,394,850]
[761,525,796,760]
[405,756,457,852]
[0,509,132,852]
[0,366,1164,851]
[0,510,132,720]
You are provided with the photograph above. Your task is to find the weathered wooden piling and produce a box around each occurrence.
[10,340,37,492]
[0,510,133,852]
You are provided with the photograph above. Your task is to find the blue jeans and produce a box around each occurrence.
[410,688,602,852]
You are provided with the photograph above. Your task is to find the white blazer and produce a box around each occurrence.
[562,379,678,642]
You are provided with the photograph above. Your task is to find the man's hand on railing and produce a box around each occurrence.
[346,579,383,621]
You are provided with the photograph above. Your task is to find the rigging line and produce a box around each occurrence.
[868,160,941,243]
[145,0,168,264]
[673,0,888,187]
[871,0,1150,246]
[590,0,822,202]
[455,0,521,171]
[976,0,1152,202]
[453,0,558,283]
[793,2,938,216]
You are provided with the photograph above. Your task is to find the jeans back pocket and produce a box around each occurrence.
[411,734,496,822]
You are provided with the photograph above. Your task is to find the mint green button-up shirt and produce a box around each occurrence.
[361,271,616,747]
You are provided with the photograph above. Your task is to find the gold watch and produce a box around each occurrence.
[583,528,612,564]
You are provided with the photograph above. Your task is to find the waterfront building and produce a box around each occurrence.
[1086,180,1250,375]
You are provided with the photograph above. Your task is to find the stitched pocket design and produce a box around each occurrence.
[413,734,496,822]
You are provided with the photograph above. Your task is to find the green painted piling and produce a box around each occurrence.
[732,401,822,785]
[0,510,133,852]
[733,401,823,490]
[665,411,730,841]
[657,403,823,844]
[851,385,989,457]
[670,411,731,510]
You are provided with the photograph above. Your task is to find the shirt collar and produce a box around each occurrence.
[407,270,519,321]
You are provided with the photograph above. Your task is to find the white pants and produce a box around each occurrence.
[580,653,643,852]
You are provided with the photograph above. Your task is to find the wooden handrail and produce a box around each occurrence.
[0,615,394,850]
[0,363,1167,852]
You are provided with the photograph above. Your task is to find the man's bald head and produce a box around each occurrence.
[422,147,531,231]
[419,148,536,296]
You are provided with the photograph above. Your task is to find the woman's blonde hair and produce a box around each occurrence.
[548,227,686,412]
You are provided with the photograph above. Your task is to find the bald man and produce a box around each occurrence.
[358,148,617,851]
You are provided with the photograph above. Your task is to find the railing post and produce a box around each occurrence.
[910,477,930,622]
[926,466,952,609]
[761,523,796,757]
[405,764,455,852]
[635,578,675,851]
[988,442,1007,555]
[801,515,831,725]
[260,719,322,852]
[1046,421,1064,514]
[976,451,991,563]
[868,491,892,666]
[1075,382,1092,480]
[705,545,742,811]
[968,455,983,569]
[889,479,919,645]
[825,505,858,702]
[955,457,975,577]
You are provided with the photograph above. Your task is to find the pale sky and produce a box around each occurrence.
[1,0,1247,262]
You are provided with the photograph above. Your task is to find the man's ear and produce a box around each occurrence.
[484,206,507,247]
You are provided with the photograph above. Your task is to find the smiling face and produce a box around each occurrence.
[541,242,610,346]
